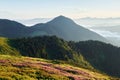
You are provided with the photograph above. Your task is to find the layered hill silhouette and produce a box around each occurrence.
[0,16,106,42]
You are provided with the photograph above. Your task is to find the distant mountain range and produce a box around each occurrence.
[0,16,107,42]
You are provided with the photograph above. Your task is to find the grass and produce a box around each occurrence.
[0,54,118,80]
[0,37,20,56]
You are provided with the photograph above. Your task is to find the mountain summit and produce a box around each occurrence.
[31,16,107,42]
[47,15,75,25]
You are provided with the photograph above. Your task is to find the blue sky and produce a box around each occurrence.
[0,0,120,19]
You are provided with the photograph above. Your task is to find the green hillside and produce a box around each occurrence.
[0,36,120,79]
[0,55,116,80]
[0,37,20,55]
[8,36,93,70]
[69,40,120,77]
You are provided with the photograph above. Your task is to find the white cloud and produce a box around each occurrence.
[90,29,120,38]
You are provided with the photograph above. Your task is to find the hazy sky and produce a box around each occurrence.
[0,0,120,19]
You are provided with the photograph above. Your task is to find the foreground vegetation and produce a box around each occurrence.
[0,55,116,80]
[0,37,19,55]
[0,36,120,79]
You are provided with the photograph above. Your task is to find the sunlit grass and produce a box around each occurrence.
[0,37,20,56]
[0,54,118,80]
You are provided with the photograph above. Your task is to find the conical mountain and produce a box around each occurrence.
[31,16,107,42]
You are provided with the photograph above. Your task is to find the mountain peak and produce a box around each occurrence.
[56,15,67,19]
[47,15,75,24]
[54,15,72,21]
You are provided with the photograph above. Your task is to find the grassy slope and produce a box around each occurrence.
[0,37,20,55]
[0,55,117,80]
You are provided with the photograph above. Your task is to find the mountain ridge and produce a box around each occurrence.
[0,15,107,42]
